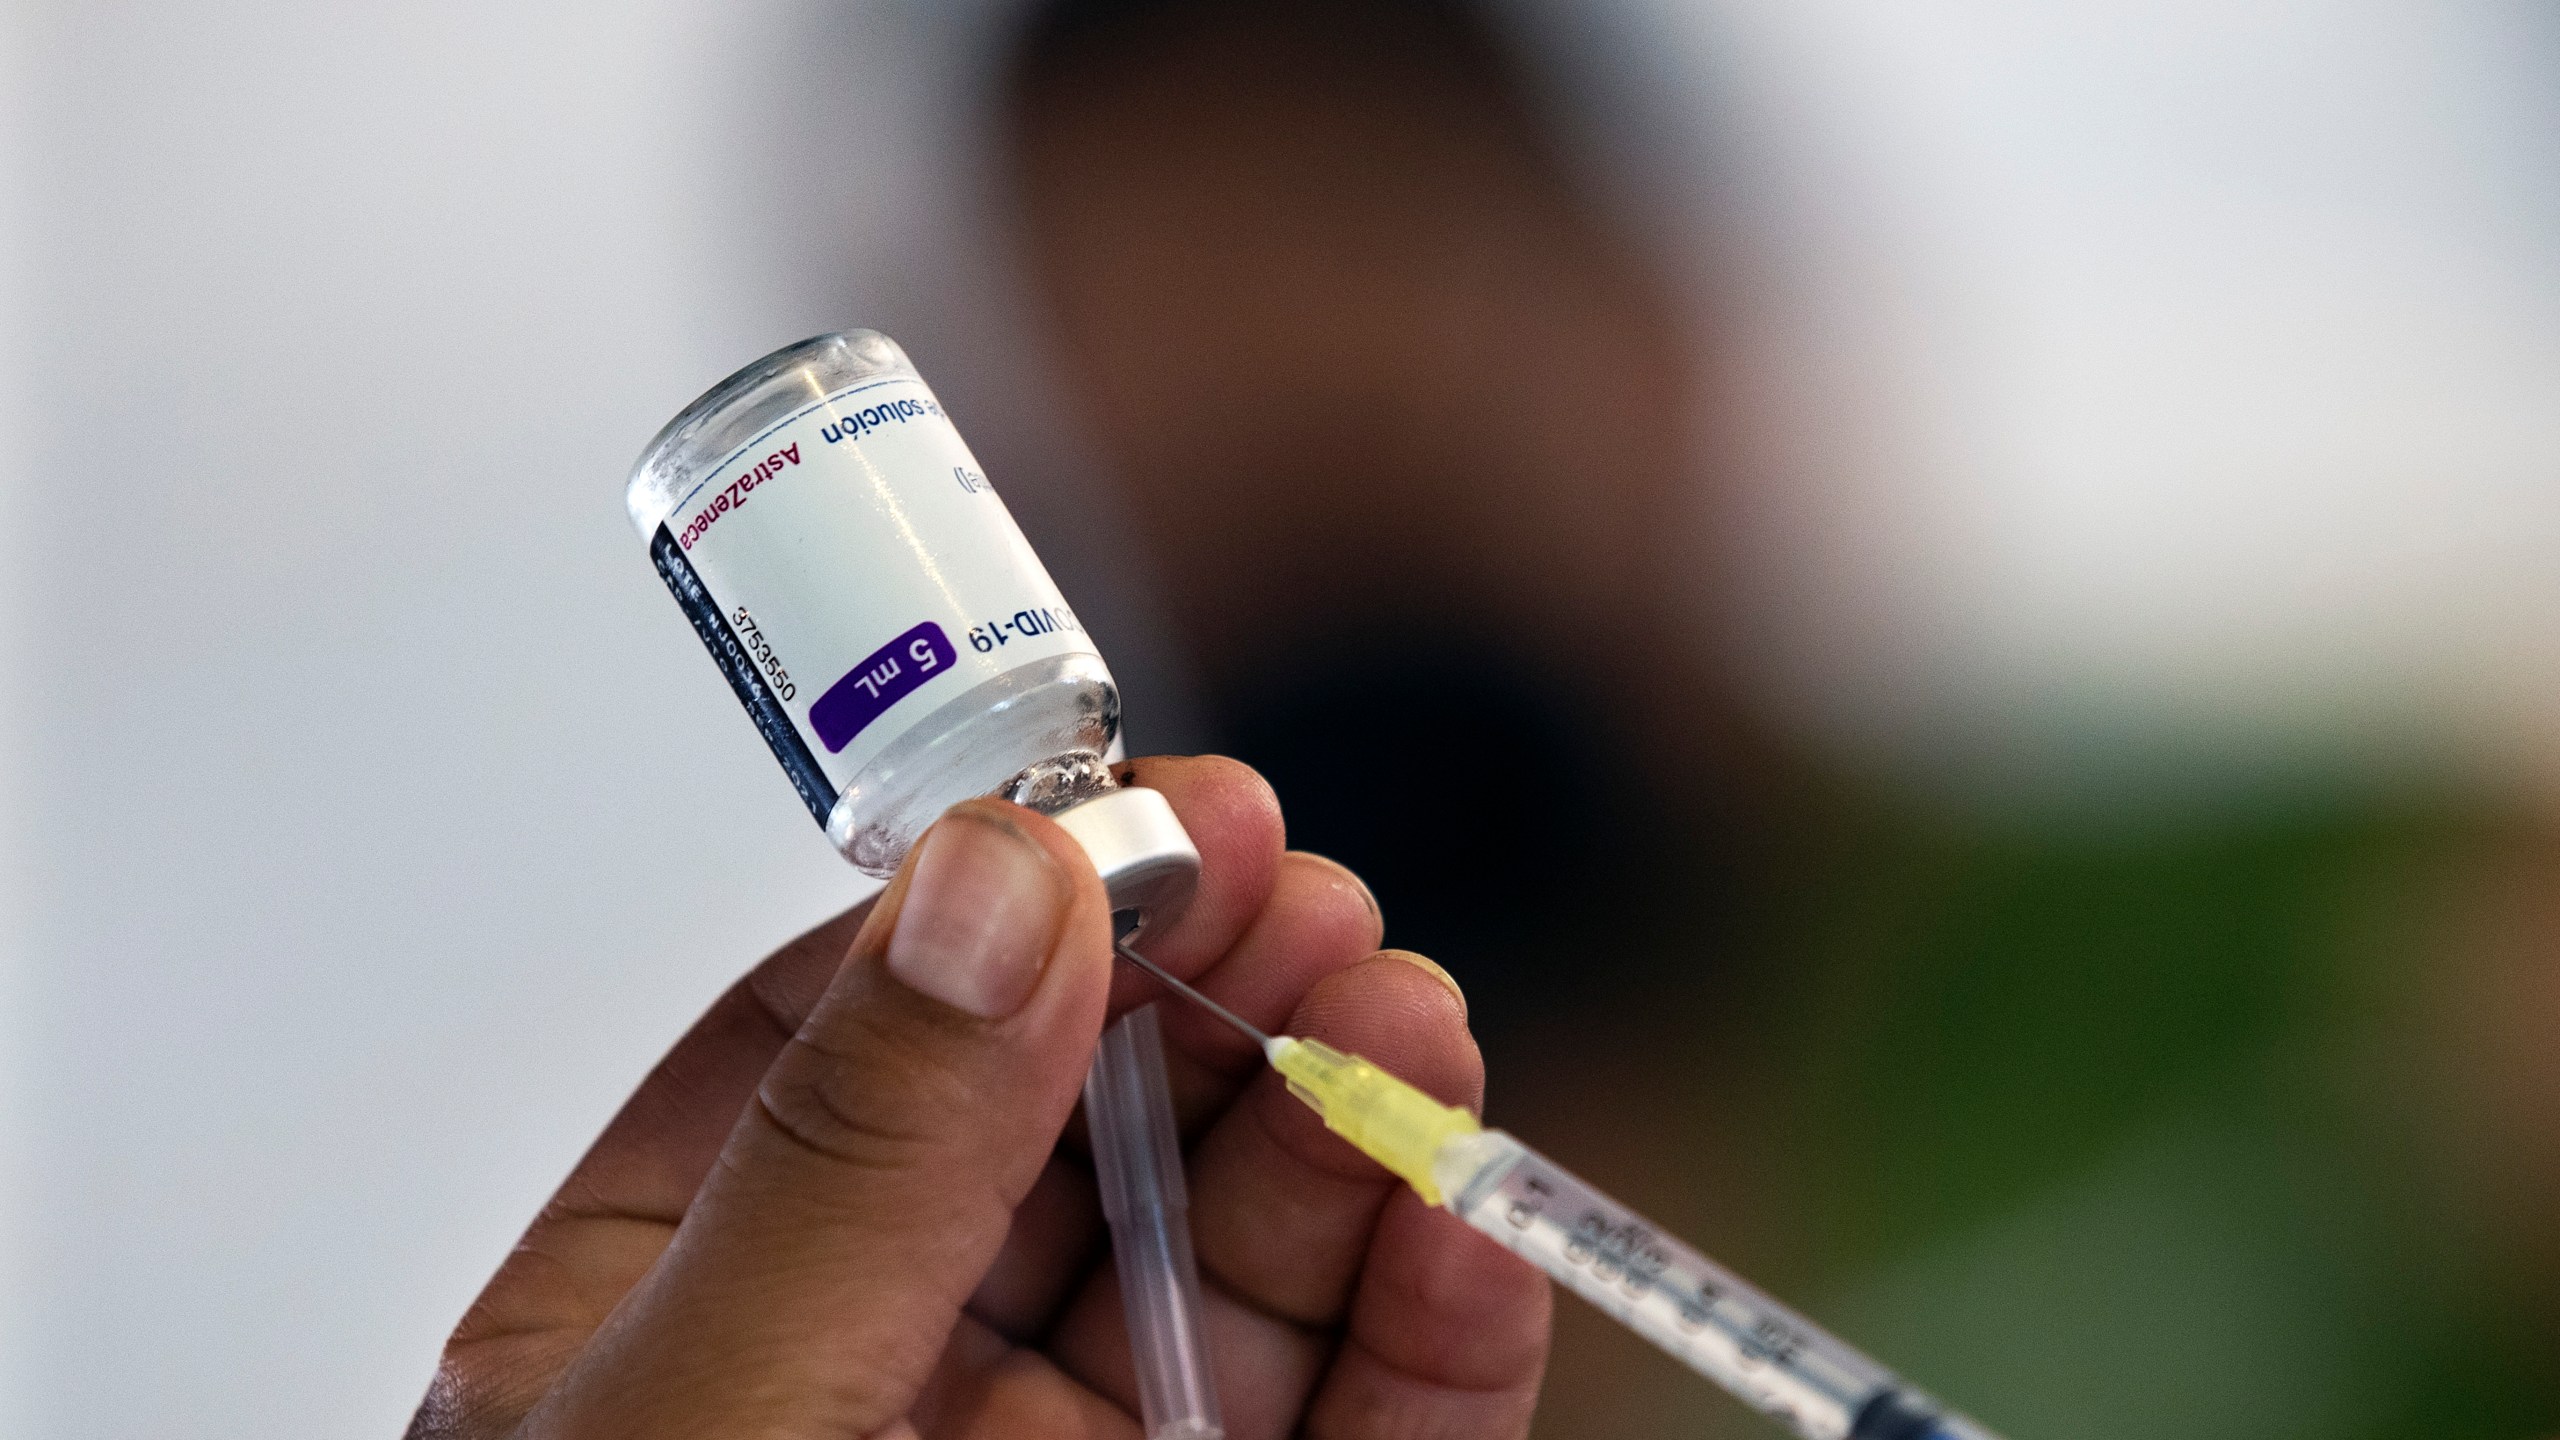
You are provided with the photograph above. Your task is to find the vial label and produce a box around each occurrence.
[654,375,1103,822]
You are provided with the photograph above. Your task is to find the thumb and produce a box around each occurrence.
[530,799,1115,1438]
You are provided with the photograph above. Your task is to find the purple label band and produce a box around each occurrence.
[809,621,957,754]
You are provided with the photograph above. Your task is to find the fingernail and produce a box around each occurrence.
[1297,850,1381,923]
[1385,950,1466,1016]
[1332,861,1382,922]
[886,813,1067,1019]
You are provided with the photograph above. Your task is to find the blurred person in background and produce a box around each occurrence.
[986,0,2560,1435]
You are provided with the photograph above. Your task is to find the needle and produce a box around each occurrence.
[1112,937,1272,1048]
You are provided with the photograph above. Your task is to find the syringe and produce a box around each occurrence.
[1113,941,2003,1440]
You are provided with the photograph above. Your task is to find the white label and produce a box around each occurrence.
[656,375,1103,805]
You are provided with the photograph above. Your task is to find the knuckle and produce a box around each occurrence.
[754,1075,929,1179]
[405,1337,567,1440]
[404,1361,482,1440]
[747,1028,972,1183]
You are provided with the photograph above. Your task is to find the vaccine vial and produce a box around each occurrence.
[627,330,1192,911]
[630,331,1219,1440]
[631,330,1108,870]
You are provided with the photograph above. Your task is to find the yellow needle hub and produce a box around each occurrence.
[1265,1037,1481,1205]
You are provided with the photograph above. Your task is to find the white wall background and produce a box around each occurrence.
[2,2,2555,1436]
[5,5,877,1435]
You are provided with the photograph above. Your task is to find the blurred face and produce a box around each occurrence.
[1004,4,1702,697]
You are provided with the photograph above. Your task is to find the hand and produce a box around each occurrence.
[409,756,1550,1438]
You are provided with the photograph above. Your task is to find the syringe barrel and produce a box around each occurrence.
[1085,1005,1225,1440]
[1440,1132,1996,1440]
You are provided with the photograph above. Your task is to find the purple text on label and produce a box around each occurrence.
[809,621,956,754]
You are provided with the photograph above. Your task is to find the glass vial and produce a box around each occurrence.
[629,331,1218,1440]
[627,330,1130,878]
